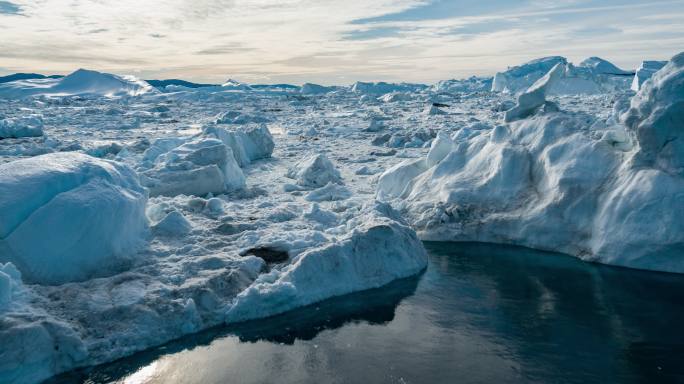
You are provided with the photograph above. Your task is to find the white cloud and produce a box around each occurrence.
[0,0,681,83]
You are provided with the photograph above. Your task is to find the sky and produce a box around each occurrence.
[0,0,682,84]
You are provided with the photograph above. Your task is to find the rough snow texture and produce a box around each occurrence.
[379,51,684,273]
[0,152,148,284]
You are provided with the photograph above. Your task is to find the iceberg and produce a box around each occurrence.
[631,60,668,91]
[0,116,44,139]
[379,52,684,273]
[287,153,342,188]
[0,69,156,98]
[493,56,633,95]
[141,138,246,197]
[0,152,148,284]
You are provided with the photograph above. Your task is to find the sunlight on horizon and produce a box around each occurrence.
[0,0,683,84]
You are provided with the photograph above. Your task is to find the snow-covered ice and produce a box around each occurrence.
[0,116,44,139]
[0,152,148,284]
[492,56,633,95]
[0,68,155,99]
[378,51,684,273]
[632,60,668,91]
[0,51,681,383]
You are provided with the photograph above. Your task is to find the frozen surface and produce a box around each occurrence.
[379,52,684,273]
[0,52,679,383]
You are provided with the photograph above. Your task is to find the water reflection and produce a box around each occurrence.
[50,242,684,384]
[49,275,420,384]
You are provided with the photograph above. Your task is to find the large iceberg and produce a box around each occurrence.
[0,152,148,284]
[379,52,684,273]
[492,56,633,95]
[0,69,156,98]
[492,56,567,93]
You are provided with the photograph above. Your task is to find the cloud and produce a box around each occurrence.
[196,42,254,55]
[0,0,682,83]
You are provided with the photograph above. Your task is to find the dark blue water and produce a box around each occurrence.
[52,242,684,384]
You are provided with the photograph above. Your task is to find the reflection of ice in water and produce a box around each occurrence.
[268,124,285,135]
[123,360,160,384]
[178,124,202,136]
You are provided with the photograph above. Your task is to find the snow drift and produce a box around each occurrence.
[0,152,148,284]
[379,52,684,273]
[0,68,155,98]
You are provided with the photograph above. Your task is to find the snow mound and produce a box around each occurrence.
[631,60,668,91]
[152,210,192,236]
[141,138,245,196]
[225,205,427,322]
[379,52,684,273]
[0,152,148,284]
[206,124,275,167]
[287,154,342,188]
[0,116,44,138]
[0,69,156,98]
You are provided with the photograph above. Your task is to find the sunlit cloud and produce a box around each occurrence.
[0,0,681,84]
